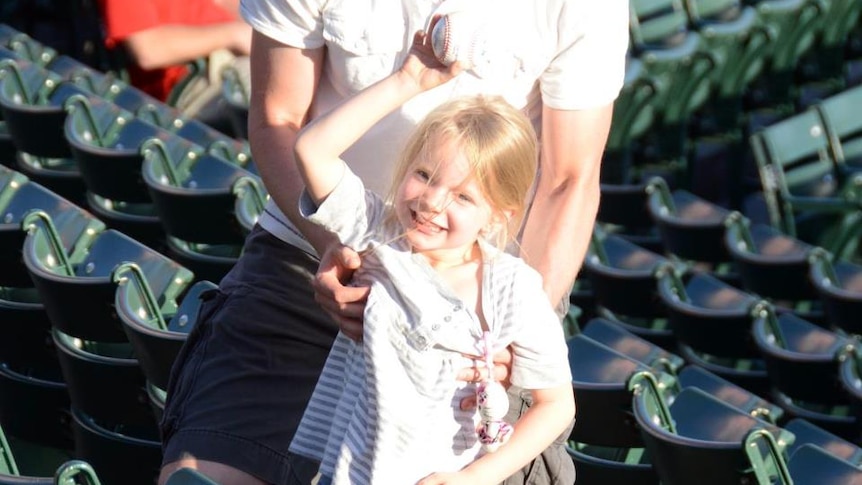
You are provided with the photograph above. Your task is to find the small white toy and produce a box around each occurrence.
[475,331,513,452]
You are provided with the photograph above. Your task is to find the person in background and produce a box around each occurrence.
[158,1,629,484]
[97,0,251,129]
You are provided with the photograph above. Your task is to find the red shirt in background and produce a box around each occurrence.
[98,0,234,101]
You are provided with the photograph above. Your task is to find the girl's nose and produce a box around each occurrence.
[421,186,450,212]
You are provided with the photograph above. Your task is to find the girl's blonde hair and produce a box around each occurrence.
[386,95,538,250]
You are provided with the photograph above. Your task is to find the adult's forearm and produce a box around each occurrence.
[520,178,599,305]
[247,103,337,254]
[519,104,612,306]
[123,23,250,70]
[245,34,332,254]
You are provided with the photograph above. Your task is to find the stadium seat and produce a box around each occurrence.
[116,278,217,392]
[749,108,862,258]
[751,309,856,438]
[220,63,249,140]
[566,333,664,484]
[745,0,826,108]
[787,443,862,485]
[803,0,862,83]
[0,169,104,289]
[232,174,267,236]
[645,176,736,277]
[630,372,794,485]
[565,444,658,485]
[684,0,771,133]
[70,408,160,485]
[63,93,167,247]
[783,417,862,463]
[164,467,219,485]
[815,84,862,170]
[52,329,156,431]
[141,137,259,281]
[22,224,194,343]
[568,334,664,448]
[723,213,825,324]
[837,350,862,443]
[581,317,686,373]
[602,56,658,184]
[656,267,762,359]
[752,309,850,404]
[582,229,677,349]
[597,182,664,255]
[0,363,71,452]
[0,60,88,203]
[0,29,55,67]
[0,454,100,485]
[808,247,862,335]
[676,365,784,423]
[629,0,715,179]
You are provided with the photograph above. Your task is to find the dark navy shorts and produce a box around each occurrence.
[160,225,337,485]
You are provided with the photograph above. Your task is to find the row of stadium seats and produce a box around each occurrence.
[0,1,861,482]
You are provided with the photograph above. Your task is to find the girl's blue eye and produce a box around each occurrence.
[458,193,473,203]
[416,169,430,180]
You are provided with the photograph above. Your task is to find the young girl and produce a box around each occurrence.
[289,29,575,485]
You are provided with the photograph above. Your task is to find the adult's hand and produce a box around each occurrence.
[312,243,369,341]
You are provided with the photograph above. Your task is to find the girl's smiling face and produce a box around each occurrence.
[394,137,498,265]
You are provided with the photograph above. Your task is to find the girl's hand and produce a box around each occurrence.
[401,21,464,92]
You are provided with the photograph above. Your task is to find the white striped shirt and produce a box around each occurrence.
[290,170,571,484]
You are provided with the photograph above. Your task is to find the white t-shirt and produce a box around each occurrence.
[240,0,629,254]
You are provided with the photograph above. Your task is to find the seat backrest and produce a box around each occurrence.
[582,317,685,372]
[784,418,862,463]
[816,85,862,168]
[750,111,840,236]
[684,0,744,24]
[630,0,691,51]
[164,468,218,485]
[788,443,862,484]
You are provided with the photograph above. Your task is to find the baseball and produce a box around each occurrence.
[430,11,478,67]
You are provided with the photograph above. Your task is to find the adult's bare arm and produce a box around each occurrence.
[247,31,368,336]
[519,103,614,307]
[121,22,252,70]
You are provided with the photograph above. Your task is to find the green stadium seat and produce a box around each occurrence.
[63,93,166,247]
[752,309,857,439]
[164,468,219,485]
[582,230,677,349]
[788,443,862,484]
[749,109,862,259]
[685,0,771,133]
[837,353,862,443]
[723,214,825,325]
[70,408,160,485]
[22,224,193,343]
[815,84,862,170]
[0,60,87,203]
[116,278,217,392]
[630,0,716,179]
[655,267,771,394]
[220,64,249,140]
[808,247,862,336]
[645,176,737,277]
[141,137,261,281]
[630,373,794,485]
